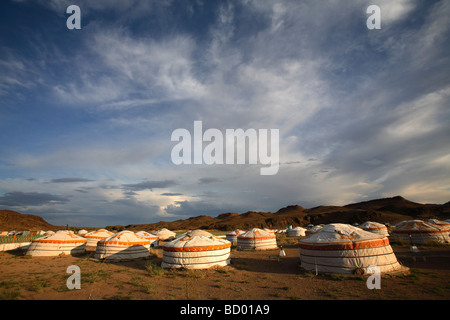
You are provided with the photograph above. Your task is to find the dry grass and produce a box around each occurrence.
[0,243,449,300]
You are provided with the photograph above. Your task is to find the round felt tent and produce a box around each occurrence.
[305,225,323,237]
[392,220,450,245]
[153,228,176,241]
[136,231,159,247]
[84,229,115,249]
[236,228,278,250]
[263,228,276,234]
[94,230,151,261]
[288,226,307,237]
[359,221,390,237]
[428,219,450,227]
[298,223,403,274]
[176,229,216,239]
[226,229,246,246]
[77,229,88,236]
[162,234,231,269]
[26,230,87,257]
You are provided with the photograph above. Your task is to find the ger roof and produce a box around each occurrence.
[298,223,387,249]
[136,231,158,239]
[32,230,87,244]
[359,221,388,230]
[98,230,151,245]
[393,220,450,233]
[84,229,114,239]
[238,228,276,240]
[164,235,231,252]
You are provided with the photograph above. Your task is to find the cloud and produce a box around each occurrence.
[198,177,221,184]
[74,189,89,194]
[13,142,168,172]
[1,0,449,228]
[161,193,184,196]
[122,180,179,191]
[48,177,94,183]
[165,199,232,217]
[0,191,69,207]
[373,0,416,24]
[0,51,41,97]
[52,26,206,108]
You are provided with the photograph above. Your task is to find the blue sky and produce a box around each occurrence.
[0,0,449,227]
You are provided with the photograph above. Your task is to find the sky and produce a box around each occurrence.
[0,0,449,227]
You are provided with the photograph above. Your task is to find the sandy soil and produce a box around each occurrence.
[0,237,449,301]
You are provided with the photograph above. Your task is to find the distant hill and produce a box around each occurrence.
[3,196,449,232]
[122,196,450,232]
[345,195,450,218]
[0,209,61,231]
[345,195,423,210]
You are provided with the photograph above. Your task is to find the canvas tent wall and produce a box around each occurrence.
[237,228,278,250]
[392,220,450,245]
[26,230,87,257]
[136,231,159,247]
[288,226,307,237]
[162,235,231,269]
[84,229,115,249]
[359,221,390,237]
[298,223,402,274]
[226,229,246,246]
[94,230,151,261]
[153,228,176,241]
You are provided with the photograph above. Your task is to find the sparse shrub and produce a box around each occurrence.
[141,283,155,294]
[130,276,142,286]
[145,262,166,276]
[29,280,49,292]
[106,295,133,300]
[329,274,346,281]
[0,289,21,300]
[216,269,228,274]
[0,281,21,300]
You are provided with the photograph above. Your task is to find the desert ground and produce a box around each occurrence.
[0,233,449,301]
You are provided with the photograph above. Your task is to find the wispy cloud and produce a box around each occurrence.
[1,0,449,226]
[161,192,183,197]
[48,177,94,183]
[198,177,221,184]
[122,180,179,191]
[0,191,69,207]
